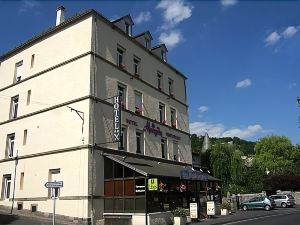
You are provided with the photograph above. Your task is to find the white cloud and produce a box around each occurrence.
[198,106,209,113]
[288,82,297,89]
[264,32,281,46]
[235,78,252,88]
[19,0,40,13]
[156,0,193,29]
[134,11,151,24]
[220,0,238,7]
[282,26,298,39]
[222,125,263,139]
[159,30,183,49]
[190,122,264,140]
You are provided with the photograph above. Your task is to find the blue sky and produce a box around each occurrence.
[0,0,299,144]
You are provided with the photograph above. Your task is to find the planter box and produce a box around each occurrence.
[221,209,229,216]
[174,216,187,225]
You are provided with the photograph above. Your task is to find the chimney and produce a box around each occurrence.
[56,6,65,26]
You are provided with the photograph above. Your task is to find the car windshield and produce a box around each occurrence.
[287,194,294,199]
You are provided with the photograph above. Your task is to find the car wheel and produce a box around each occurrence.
[281,203,287,208]
[265,205,271,211]
[242,205,248,211]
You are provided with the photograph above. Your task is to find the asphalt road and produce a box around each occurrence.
[194,207,300,225]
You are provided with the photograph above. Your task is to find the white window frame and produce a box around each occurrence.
[118,84,127,109]
[161,139,167,159]
[133,57,140,76]
[173,141,178,161]
[170,108,177,128]
[3,175,11,200]
[159,103,165,123]
[6,133,15,158]
[10,95,19,119]
[117,47,125,68]
[168,78,174,96]
[157,72,163,90]
[136,130,144,155]
[134,91,143,115]
[14,61,23,82]
[121,126,127,151]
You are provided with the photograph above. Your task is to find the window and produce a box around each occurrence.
[161,139,167,159]
[161,51,167,62]
[10,95,19,119]
[159,103,165,124]
[49,169,61,198]
[20,172,24,190]
[157,72,163,90]
[120,127,127,151]
[145,38,150,49]
[2,175,11,200]
[14,61,23,82]
[125,22,131,35]
[6,133,15,158]
[27,90,31,105]
[118,84,126,109]
[23,129,27,145]
[133,57,140,76]
[135,91,142,115]
[173,141,178,161]
[168,78,174,96]
[30,54,35,68]
[117,47,125,68]
[170,108,176,128]
[136,131,144,154]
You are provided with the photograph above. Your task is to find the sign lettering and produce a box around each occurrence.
[143,121,162,137]
[113,96,121,142]
[148,178,158,191]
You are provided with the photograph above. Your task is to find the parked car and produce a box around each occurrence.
[269,194,296,208]
[240,196,276,211]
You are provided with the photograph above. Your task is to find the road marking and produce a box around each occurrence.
[222,211,299,225]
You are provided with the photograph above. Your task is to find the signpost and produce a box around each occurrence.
[45,181,63,225]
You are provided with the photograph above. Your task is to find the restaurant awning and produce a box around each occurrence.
[104,153,220,182]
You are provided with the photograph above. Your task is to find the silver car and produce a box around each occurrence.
[270,194,296,208]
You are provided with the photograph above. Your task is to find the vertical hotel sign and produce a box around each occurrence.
[113,95,121,142]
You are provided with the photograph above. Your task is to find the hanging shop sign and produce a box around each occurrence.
[113,96,121,142]
[135,185,145,193]
[180,169,208,181]
[148,178,158,191]
[143,121,162,137]
[190,203,198,219]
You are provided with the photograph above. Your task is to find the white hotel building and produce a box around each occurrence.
[0,7,218,225]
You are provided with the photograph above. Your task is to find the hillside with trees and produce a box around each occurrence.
[191,134,300,194]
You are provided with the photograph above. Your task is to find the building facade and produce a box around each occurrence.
[0,8,216,225]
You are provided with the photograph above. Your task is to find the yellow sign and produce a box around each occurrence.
[148,178,158,191]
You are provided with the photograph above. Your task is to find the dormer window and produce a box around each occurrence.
[145,38,150,49]
[125,22,131,36]
[161,50,167,62]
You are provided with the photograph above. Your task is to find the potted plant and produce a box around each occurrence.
[172,207,187,225]
[221,202,231,216]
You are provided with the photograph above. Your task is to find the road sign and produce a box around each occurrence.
[148,178,158,191]
[45,181,63,188]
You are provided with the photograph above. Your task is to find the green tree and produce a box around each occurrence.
[253,136,296,174]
